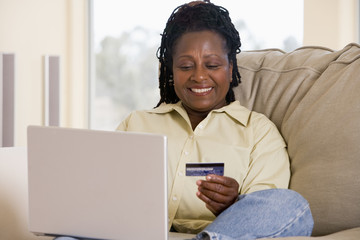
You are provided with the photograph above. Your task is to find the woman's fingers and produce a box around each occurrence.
[196,175,239,215]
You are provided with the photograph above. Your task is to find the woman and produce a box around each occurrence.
[117,1,313,239]
[57,1,313,239]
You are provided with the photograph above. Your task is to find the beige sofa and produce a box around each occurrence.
[236,43,360,239]
[1,43,359,240]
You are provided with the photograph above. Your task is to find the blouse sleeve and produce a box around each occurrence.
[116,114,131,131]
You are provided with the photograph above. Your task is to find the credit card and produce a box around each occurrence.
[186,163,224,176]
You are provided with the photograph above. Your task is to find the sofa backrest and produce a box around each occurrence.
[235,43,360,236]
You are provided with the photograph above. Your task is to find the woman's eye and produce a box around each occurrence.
[207,65,219,69]
[179,66,192,70]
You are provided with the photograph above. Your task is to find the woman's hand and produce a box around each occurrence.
[196,175,240,216]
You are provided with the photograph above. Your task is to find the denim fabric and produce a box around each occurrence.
[195,189,313,240]
[55,189,313,240]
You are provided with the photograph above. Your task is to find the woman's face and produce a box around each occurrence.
[172,30,233,115]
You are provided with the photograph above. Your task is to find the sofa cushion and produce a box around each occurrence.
[234,46,343,129]
[235,44,360,236]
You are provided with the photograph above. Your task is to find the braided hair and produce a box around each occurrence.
[156,0,241,107]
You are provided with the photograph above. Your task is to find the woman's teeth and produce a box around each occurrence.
[191,87,212,93]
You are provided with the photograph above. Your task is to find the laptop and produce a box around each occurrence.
[27,126,194,240]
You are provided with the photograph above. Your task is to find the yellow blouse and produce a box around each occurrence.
[117,101,290,234]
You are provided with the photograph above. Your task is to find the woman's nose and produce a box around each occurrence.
[191,67,207,81]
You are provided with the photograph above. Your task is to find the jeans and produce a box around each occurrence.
[195,189,313,240]
[55,189,313,240]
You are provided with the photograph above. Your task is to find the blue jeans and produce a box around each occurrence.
[55,189,313,240]
[195,189,313,240]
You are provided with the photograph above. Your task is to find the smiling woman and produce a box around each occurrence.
[114,1,313,238]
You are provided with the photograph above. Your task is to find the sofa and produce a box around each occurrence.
[236,43,360,239]
[1,43,359,240]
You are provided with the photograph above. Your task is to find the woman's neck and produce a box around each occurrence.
[181,101,229,130]
[181,104,210,130]
[187,111,208,130]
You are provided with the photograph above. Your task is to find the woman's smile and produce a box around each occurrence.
[190,87,213,94]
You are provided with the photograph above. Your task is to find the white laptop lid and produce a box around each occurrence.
[27,126,168,240]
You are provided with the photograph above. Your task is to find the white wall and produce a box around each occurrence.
[304,0,359,49]
[0,0,88,146]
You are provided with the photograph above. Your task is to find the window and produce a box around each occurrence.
[90,0,303,130]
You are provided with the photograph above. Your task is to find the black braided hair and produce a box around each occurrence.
[156,0,241,107]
